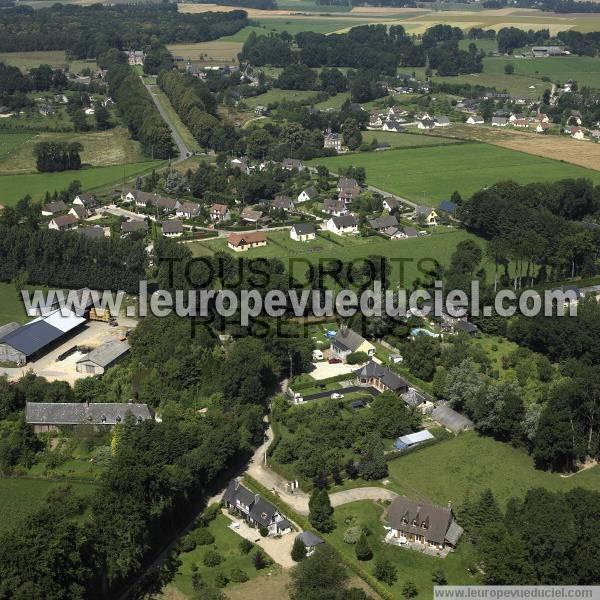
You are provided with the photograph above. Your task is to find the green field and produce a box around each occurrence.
[0,477,97,535]
[0,128,145,174]
[0,51,96,74]
[244,88,318,108]
[172,512,274,595]
[361,131,464,149]
[0,160,163,205]
[0,282,31,326]
[308,143,600,204]
[255,17,368,35]
[386,431,600,509]
[484,55,600,89]
[189,228,487,287]
[326,501,479,600]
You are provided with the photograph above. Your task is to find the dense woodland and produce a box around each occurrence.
[0,4,248,57]
[242,25,484,76]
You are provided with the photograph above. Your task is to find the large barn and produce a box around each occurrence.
[0,309,86,366]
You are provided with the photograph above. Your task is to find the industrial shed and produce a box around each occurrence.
[0,310,86,366]
[76,340,130,375]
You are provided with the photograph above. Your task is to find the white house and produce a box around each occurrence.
[418,118,435,130]
[413,206,439,226]
[49,214,78,231]
[466,115,484,125]
[297,186,318,203]
[162,220,184,237]
[326,215,358,235]
[209,203,230,222]
[290,223,316,242]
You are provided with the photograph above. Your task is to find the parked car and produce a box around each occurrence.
[328,357,342,364]
[312,349,324,361]
[330,392,344,400]
[390,354,403,364]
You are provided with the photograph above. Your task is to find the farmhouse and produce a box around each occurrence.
[385,496,463,551]
[337,177,361,204]
[69,205,88,220]
[401,226,419,238]
[331,327,375,361]
[466,115,484,125]
[414,206,438,226]
[323,199,348,216]
[368,215,398,232]
[326,214,358,235]
[162,220,184,237]
[122,190,179,213]
[272,195,295,212]
[177,201,201,220]
[382,118,404,133]
[0,309,86,366]
[76,340,130,375]
[227,231,267,252]
[354,361,409,394]
[380,226,404,239]
[240,207,264,223]
[222,479,292,536]
[26,401,152,433]
[121,220,148,234]
[531,46,567,57]
[298,186,318,203]
[383,197,400,213]
[418,118,435,130]
[73,192,97,210]
[42,200,67,216]
[324,130,341,152]
[209,203,230,222]
[570,127,585,140]
[369,112,383,128]
[491,117,508,127]
[536,122,550,133]
[434,116,450,127]
[49,214,79,231]
[290,223,316,242]
[282,158,304,171]
[128,50,145,65]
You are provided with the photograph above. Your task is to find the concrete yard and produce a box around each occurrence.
[0,319,136,383]
[308,360,357,380]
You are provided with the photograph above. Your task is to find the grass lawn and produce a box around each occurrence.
[255,17,367,35]
[386,430,600,510]
[146,86,201,153]
[243,88,317,108]
[308,143,600,204]
[0,477,97,535]
[0,51,96,74]
[0,160,163,205]
[0,282,34,326]
[187,228,487,287]
[326,501,479,599]
[171,512,276,596]
[361,131,464,149]
[0,128,145,174]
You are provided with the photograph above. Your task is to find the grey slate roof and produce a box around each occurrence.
[402,388,426,407]
[301,186,318,199]
[331,214,357,229]
[26,401,152,426]
[333,327,367,352]
[387,496,460,546]
[43,200,67,214]
[77,340,130,368]
[292,223,316,236]
[297,531,323,548]
[368,215,398,230]
[162,220,184,234]
[121,220,148,233]
[249,496,278,527]
[75,192,96,207]
[403,226,419,237]
[222,479,256,508]
[79,226,105,239]
[353,361,408,392]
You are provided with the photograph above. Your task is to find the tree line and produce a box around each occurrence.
[102,49,174,160]
[0,4,248,57]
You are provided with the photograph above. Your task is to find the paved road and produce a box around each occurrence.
[141,78,191,163]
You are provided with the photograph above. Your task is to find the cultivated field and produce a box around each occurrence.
[424,124,600,172]
[361,130,465,149]
[308,142,600,204]
[386,430,600,508]
[0,128,145,174]
[0,51,96,73]
[168,41,242,65]
[0,160,163,205]
[189,228,487,287]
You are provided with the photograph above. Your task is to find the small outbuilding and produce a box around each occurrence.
[76,340,130,375]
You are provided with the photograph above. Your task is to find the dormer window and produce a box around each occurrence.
[412,520,417,526]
